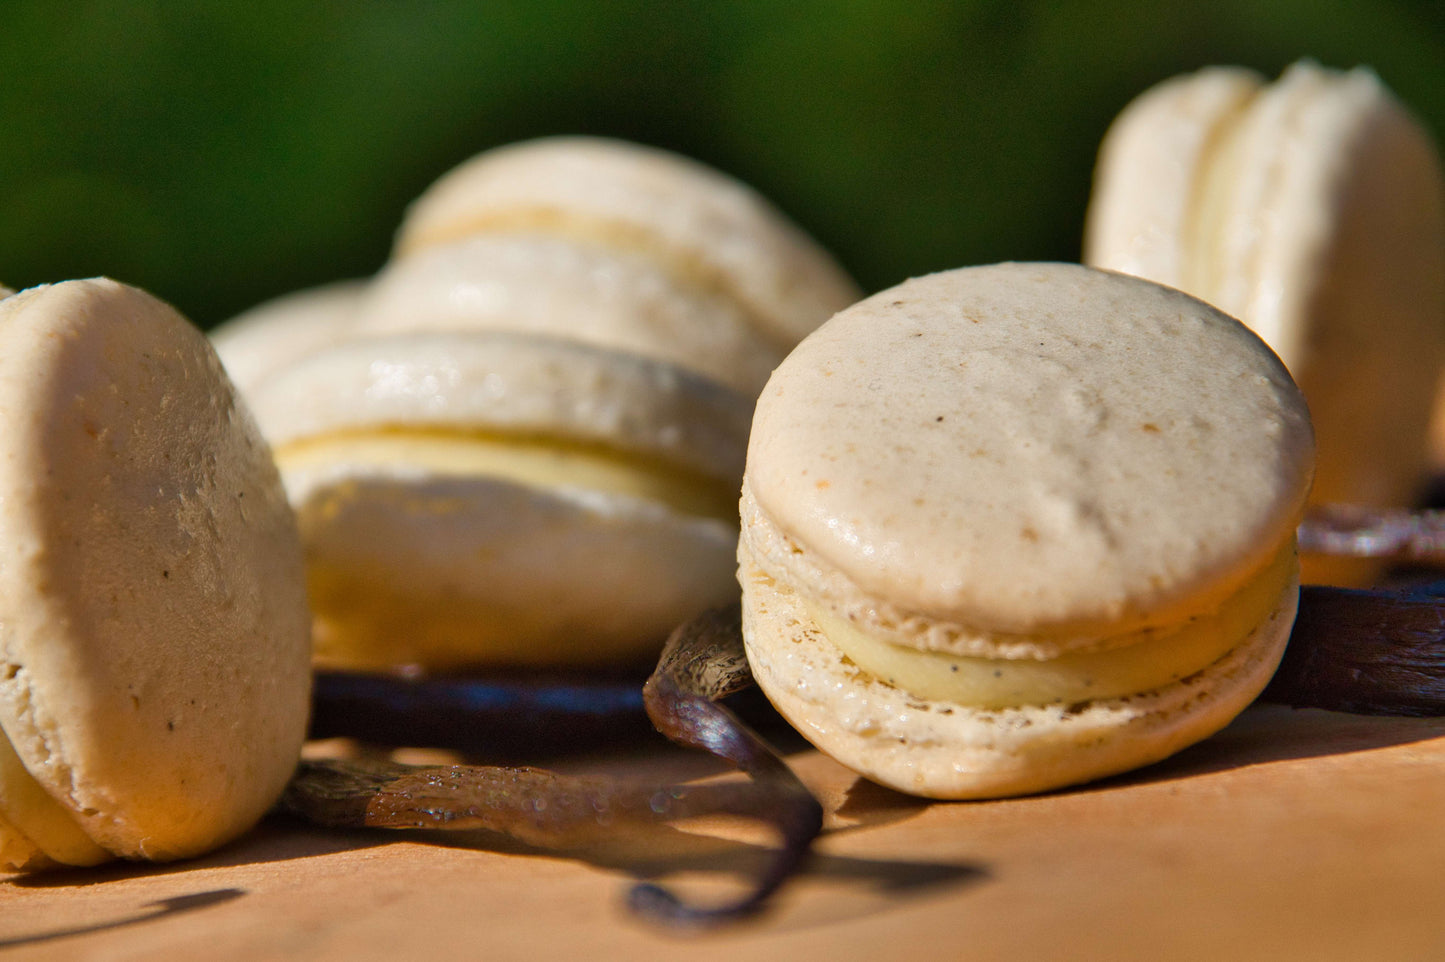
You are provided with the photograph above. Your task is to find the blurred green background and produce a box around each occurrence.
[1,0,1441,329]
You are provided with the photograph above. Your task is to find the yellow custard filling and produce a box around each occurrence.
[274,429,739,523]
[0,727,108,868]
[810,546,1296,710]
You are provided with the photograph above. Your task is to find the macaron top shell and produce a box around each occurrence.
[0,279,311,861]
[1083,65,1263,291]
[354,233,783,395]
[745,263,1313,647]
[391,136,861,349]
[1086,61,1445,379]
[247,330,752,483]
[1191,62,1442,373]
[208,279,366,393]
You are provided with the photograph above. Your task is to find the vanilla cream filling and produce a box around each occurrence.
[0,727,108,868]
[273,429,739,522]
[810,545,1296,710]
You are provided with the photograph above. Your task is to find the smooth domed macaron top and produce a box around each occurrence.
[0,278,312,861]
[745,262,1314,639]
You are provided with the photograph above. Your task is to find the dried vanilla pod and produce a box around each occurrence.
[1298,504,1445,567]
[281,605,822,929]
[307,670,654,759]
[635,603,824,926]
[281,756,786,850]
[1262,581,1445,716]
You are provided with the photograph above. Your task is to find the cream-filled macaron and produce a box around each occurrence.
[353,233,783,395]
[1084,61,1445,584]
[739,263,1314,799]
[391,136,861,353]
[0,279,311,870]
[247,330,750,671]
[209,279,367,393]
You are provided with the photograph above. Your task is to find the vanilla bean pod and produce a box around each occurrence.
[1298,505,1445,565]
[1262,581,1445,715]
[306,670,653,758]
[281,508,1445,930]
[282,605,820,929]
[632,603,823,926]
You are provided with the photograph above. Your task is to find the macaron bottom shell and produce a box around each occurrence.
[0,730,108,871]
[738,550,1298,800]
[293,466,741,671]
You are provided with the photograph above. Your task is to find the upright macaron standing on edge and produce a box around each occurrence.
[1084,60,1445,585]
[0,279,312,871]
[738,263,1315,799]
[218,136,860,672]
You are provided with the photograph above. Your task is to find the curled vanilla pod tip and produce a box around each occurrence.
[282,605,822,929]
[632,603,823,926]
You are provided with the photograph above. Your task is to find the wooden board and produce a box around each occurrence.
[4,704,1445,961]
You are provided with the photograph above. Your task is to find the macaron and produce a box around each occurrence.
[738,263,1314,799]
[0,279,311,870]
[353,233,784,396]
[209,279,367,394]
[390,136,861,354]
[1084,61,1445,583]
[246,330,750,672]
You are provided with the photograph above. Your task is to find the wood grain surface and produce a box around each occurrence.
[4,705,1445,961]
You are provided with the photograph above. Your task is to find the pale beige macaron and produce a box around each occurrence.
[739,263,1315,799]
[0,279,311,871]
[391,136,861,354]
[1084,60,1445,584]
[247,330,750,672]
[208,278,367,394]
[353,233,784,396]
